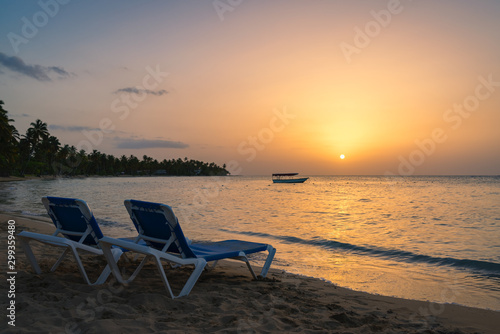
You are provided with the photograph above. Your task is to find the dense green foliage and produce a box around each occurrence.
[0,100,228,177]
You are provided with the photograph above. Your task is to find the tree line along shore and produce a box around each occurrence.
[0,100,229,177]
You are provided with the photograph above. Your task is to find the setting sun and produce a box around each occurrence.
[340,154,345,160]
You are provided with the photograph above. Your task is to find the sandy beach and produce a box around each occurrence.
[1,213,499,334]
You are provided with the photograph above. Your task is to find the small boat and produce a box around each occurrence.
[272,173,309,184]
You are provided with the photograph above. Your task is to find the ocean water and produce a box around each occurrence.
[1,175,499,310]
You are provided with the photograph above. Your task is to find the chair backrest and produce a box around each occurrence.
[124,199,196,258]
[42,196,104,246]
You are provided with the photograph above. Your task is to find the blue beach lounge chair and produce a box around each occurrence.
[99,199,276,298]
[18,196,125,285]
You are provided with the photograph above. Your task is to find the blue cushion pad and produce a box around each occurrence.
[189,240,268,261]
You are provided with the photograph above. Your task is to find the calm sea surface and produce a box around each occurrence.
[1,175,499,310]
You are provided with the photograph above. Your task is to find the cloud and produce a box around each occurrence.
[0,52,73,81]
[50,124,130,136]
[12,113,30,117]
[49,125,187,150]
[113,87,168,96]
[116,138,188,149]
[49,124,99,132]
[49,66,70,76]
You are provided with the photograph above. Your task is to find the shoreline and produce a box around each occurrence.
[1,212,499,333]
[3,211,498,312]
[0,175,47,182]
[0,175,85,182]
[0,174,236,183]
[2,175,499,184]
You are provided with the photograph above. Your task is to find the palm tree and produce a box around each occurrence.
[119,155,128,174]
[89,150,101,175]
[40,135,60,174]
[27,119,49,151]
[128,155,140,175]
[142,155,155,174]
[0,100,19,176]
[21,119,49,175]
[78,149,89,175]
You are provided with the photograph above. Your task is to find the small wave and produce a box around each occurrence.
[21,210,45,217]
[96,218,119,226]
[220,229,500,275]
[305,211,330,214]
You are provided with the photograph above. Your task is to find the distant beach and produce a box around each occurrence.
[2,212,499,333]
[0,176,46,182]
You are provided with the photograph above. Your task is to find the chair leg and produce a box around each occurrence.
[94,248,123,285]
[51,248,70,272]
[63,245,123,286]
[154,256,176,298]
[154,256,207,299]
[233,247,276,279]
[68,245,93,285]
[100,242,150,284]
[204,260,219,271]
[239,256,258,280]
[177,259,207,298]
[259,246,276,278]
[19,238,42,274]
[124,255,150,283]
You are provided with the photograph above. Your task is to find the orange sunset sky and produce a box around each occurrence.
[1,0,499,175]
